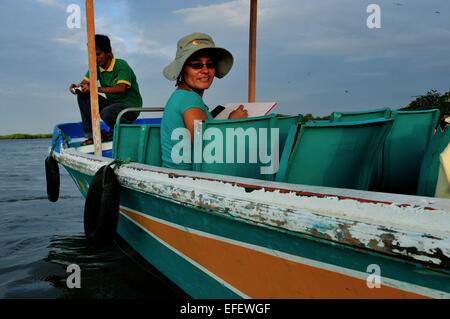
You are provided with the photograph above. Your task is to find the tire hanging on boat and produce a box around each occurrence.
[45,156,60,202]
[84,165,120,245]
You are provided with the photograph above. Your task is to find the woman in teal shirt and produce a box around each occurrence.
[161,32,248,170]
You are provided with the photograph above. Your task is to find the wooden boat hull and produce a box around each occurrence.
[61,153,450,299]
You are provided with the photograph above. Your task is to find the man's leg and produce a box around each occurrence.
[100,104,139,130]
[77,94,110,138]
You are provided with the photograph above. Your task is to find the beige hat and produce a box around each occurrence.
[163,32,234,81]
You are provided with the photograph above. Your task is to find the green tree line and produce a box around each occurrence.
[400,89,450,114]
[304,89,450,120]
[0,133,52,140]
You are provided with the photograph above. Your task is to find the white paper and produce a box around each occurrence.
[214,102,277,120]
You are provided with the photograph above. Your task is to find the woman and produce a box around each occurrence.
[161,32,248,170]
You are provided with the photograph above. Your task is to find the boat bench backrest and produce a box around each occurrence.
[113,124,162,166]
[330,107,392,122]
[274,114,304,155]
[417,126,450,197]
[330,108,392,191]
[275,118,394,190]
[381,109,440,194]
[193,114,299,180]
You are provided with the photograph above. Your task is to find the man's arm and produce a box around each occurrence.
[72,81,128,95]
[79,79,90,93]
[98,83,128,94]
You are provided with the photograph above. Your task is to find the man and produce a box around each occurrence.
[69,34,142,145]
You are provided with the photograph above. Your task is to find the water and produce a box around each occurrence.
[0,139,187,299]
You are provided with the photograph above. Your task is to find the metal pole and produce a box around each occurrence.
[248,0,257,103]
[86,0,102,156]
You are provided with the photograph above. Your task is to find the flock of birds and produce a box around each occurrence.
[395,2,441,14]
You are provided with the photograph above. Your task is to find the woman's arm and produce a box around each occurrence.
[183,108,209,143]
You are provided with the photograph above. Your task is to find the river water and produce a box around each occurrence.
[0,139,186,299]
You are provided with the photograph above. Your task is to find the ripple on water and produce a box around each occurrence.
[0,139,186,299]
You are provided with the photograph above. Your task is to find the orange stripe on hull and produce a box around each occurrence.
[121,209,426,299]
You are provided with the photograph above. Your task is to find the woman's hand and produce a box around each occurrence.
[228,105,248,119]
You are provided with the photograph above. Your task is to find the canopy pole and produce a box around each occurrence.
[86,0,102,156]
[248,0,257,103]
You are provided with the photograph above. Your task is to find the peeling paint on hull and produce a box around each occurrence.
[55,148,450,298]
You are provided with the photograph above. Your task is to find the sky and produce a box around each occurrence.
[0,0,449,134]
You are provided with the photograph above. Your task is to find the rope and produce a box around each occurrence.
[102,158,131,188]
[61,131,71,148]
[109,158,131,169]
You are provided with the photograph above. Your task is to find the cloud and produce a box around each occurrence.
[173,0,295,30]
[126,34,174,59]
[36,0,65,9]
[36,0,58,5]
[174,0,249,28]
[52,31,84,48]
[1,0,450,134]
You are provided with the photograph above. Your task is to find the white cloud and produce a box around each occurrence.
[2,0,450,133]
[37,0,58,5]
[52,31,84,48]
[36,0,65,9]
[173,0,293,29]
[174,0,249,28]
[126,34,173,59]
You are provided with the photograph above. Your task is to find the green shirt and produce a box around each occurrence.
[84,58,143,107]
[161,90,212,170]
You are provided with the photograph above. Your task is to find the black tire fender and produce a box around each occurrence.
[45,156,60,202]
[84,165,120,245]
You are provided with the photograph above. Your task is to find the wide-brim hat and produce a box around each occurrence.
[163,32,234,81]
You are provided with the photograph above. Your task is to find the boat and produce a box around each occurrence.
[46,0,450,298]
[46,106,450,299]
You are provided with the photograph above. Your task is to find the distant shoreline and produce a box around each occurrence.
[0,133,52,140]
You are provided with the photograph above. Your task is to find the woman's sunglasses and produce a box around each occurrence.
[187,62,216,70]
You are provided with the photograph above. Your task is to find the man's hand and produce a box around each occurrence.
[69,81,89,95]
[228,105,248,119]
[80,82,90,93]
[69,84,79,95]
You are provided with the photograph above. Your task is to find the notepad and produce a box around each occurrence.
[212,102,277,120]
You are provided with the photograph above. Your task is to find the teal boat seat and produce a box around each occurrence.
[113,124,162,166]
[193,114,282,180]
[381,109,440,194]
[330,108,392,191]
[275,118,394,190]
[330,107,391,122]
[274,114,304,155]
[417,127,450,197]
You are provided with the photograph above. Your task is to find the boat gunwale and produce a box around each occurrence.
[54,146,450,270]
